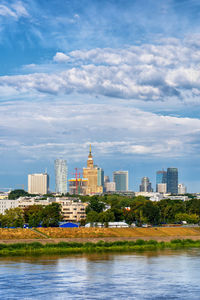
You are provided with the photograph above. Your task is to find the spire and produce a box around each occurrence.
[87,144,93,168]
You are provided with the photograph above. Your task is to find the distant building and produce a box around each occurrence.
[104,176,110,183]
[167,168,178,194]
[54,159,68,194]
[139,177,153,192]
[82,145,104,195]
[157,183,167,194]
[113,171,128,191]
[68,178,88,195]
[156,170,167,192]
[28,173,49,195]
[56,198,87,222]
[104,181,116,192]
[0,199,19,215]
[178,183,187,194]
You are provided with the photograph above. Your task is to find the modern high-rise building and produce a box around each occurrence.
[82,145,104,195]
[156,170,167,192]
[167,168,178,194]
[28,173,49,195]
[139,177,153,192]
[178,183,187,194]
[54,159,68,194]
[113,171,128,191]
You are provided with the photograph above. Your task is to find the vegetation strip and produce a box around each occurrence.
[0,239,200,256]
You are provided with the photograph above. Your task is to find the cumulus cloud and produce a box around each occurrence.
[0,98,200,160]
[53,52,70,63]
[1,37,200,101]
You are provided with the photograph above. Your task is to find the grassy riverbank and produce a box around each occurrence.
[1,239,200,256]
[1,227,200,240]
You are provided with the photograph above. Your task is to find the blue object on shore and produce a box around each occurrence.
[59,222,78,228]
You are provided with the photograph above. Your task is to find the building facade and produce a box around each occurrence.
[28,173,49,195]
[104,181,116,192]
[139,177,153,192]
[0,199,19,215]
[82,145,104,195]
[113,171,128,191]
[157,183,167,193]
[178,183,187,194]
[56,198,87,222]
[167,168,178,194]
[156,170,167,192]
[54,159,68,194]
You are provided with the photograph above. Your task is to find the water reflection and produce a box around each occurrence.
[0,250,200,299]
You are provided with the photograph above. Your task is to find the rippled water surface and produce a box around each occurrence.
[1,249,200,299]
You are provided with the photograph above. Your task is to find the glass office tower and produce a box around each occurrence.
[113,171,128,191]
[156,170,167,192]
[167,167,178,194]
[54,159,68,194]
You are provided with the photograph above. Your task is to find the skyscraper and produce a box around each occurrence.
[156,170,167,192]
[28,173,49,195]
[139,177,153,192]
[113,171,128,191]
[54,159,68,194]
[167,168,178,194]
[83,145,104,195]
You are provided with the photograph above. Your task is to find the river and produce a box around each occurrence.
[0,249,200,299]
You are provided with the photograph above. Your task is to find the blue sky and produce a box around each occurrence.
[0,0,200,192]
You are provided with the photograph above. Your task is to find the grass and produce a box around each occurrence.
[1,227,200,240]
[0,239,200,256]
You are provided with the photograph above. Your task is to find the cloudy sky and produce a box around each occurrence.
[0,0,200,192]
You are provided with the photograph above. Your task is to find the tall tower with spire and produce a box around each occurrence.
[87,144,94,168]
[83,144,104,195]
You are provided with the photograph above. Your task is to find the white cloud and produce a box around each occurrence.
[53,52,70,63]
[1,37,200,101]
[0,1,29,19]
[0,98,200,160]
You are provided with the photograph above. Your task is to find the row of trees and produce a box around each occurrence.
[0,203,62,228]
[84,195,200,225]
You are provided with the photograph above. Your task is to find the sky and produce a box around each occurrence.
[0,0,200,192]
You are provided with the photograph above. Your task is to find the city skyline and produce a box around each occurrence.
[0,0,200,192]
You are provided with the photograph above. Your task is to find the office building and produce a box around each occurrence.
[113,171,128,191]
[28,173,49,195]
[167,168,178,194]
[156,170,167,192]
[54,159,68,194]
[157,183,167,194]
[104,181,116,192]
[139,177,153,192]
[178,183,187,194]
[82,145,104,195]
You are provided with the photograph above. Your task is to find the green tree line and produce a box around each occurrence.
[83,195,200,225]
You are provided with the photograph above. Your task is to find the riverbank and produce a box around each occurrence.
[0,239,200,256]
[1,227,200,241]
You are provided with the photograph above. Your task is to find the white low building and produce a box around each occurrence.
[0,199,19,215]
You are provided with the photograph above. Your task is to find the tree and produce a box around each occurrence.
[86,197,105,213]
[24,205,44,227]
[175,213,199,224]
[1,208,24,227]
[41,203,62,227]
[8,189,29,200]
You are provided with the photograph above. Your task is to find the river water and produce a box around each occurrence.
[0,249,200,299]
